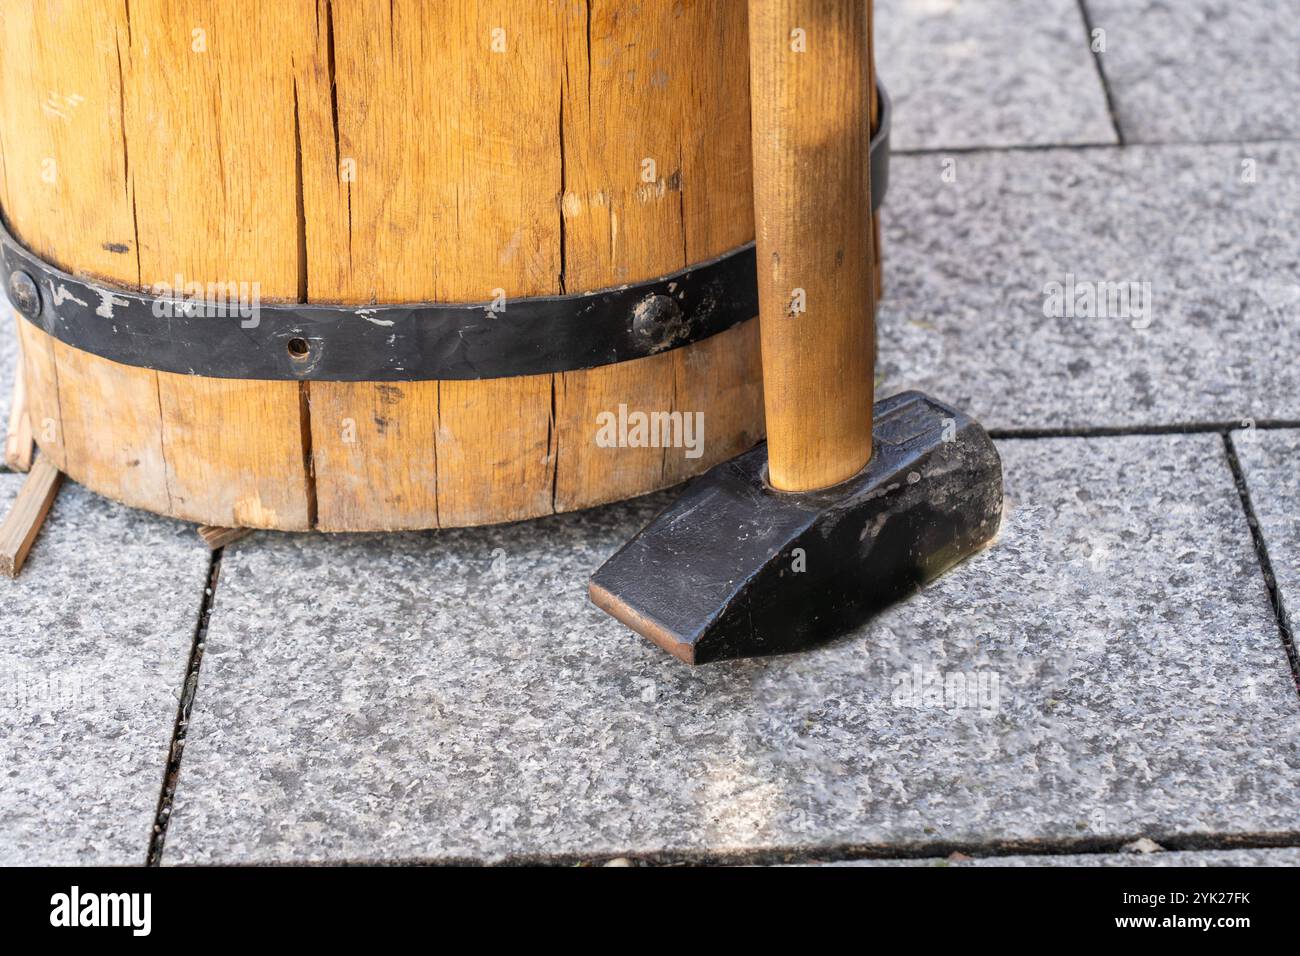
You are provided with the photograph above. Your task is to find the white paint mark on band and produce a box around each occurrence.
[48,280,88,309]
[95,289,131,319]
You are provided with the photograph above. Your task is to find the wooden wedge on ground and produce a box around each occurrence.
[0,457,63,577]
[197,525,252,550]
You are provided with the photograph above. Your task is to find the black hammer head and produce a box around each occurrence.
[589,391,1003,664]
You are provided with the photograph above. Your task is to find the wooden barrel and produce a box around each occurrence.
[0,1,880,531]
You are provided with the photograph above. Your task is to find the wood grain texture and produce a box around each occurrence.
[436,376,555,527]
[308,380,440,531]
[157,372,313,529]
[124,1,315,530]
[51,337,170,514]
[5,347,33,472]
[0,1,811,529]
[0,2,138,278]
[0,1,313,529]
[555,0,759,512]
[662,318,764,487]
[748,0,875,491]
[14,317,65,472]
[869,0,883,301]
[297,0,564,530]
[0,456,62,577]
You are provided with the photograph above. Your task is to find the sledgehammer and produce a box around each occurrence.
[589,0,1003,663]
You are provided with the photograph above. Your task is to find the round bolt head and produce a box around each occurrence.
[8,270,40,319]
[631,292,687,353]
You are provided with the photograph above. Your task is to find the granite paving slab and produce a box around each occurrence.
[876,142,1300,429]
[875,0,1115,151]
[165,433,1299,864]
[1232,427,1300,648]
[0,476,209,864]
[1083,0,1300,144]
[814,847,1300,867]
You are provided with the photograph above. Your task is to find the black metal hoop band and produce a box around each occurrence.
[3,85,890,383]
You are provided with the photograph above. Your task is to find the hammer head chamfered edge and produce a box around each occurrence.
[588,391,1004,664]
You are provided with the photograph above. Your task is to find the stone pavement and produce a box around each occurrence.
[0,476,209,865]
[162,434,1296,864]
[876,0,1116,150]
[1,0,1297,866]
[1083,0,1300,144]
[875,141,1300,429]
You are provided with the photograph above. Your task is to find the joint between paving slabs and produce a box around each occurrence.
[997,427,1299,698]
[987,420,1300,441]
[499,830,1300,867]
[895,138,1300,161]
[1222,432,1300,699]
[145,545,223,866]
[1076,0,1126,145]
[294,831,1300,868]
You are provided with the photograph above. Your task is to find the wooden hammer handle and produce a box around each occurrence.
[748,0,876,492]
